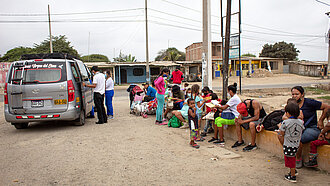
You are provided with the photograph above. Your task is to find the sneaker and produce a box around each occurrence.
[208,137,218,143]
[108,115,114,119]
[180,122,189,129]
[296,159,303,169]
[243,144,257,151]
[284,174,297,183]
[287,170,298,176]
[231,141,245,148]
[213,139,225,144]
[155,121,161,125]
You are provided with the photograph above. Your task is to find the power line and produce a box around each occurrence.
[156,1,324,37]
[0,8,144,16]
[315,0,330,6]
[0,20,145,23]
[159,0,200,13]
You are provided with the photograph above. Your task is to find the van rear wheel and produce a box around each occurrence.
[75,109,85,126]
[13,123,28,129]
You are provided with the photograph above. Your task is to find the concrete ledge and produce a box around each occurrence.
[224,125,330,172]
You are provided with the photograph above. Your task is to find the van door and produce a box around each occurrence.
[8,61,68,114]
[75,61,93,115]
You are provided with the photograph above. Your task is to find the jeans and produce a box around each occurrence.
[203,120,212,133]
[156,93,165,122]
[105,90,114,116]
[94,92,107,123]
[301,127,321,144]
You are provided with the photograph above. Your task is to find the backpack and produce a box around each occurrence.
[261,109,285,131]
[168,115,182,128]
[132,85,144,95]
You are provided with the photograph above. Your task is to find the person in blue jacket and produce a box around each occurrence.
[142,82,157,102]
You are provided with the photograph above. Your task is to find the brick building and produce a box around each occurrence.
[185,42,222,62]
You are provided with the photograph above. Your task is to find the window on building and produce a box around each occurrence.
[150,68,160,75]
[217,46,221,51]
[270,61,278,70]
[242,64,249,70]
[133,68,144,76]
[261,61,267,69]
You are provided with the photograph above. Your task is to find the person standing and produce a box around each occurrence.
[84,66,107,124]
[154,68,170,125]
[105,71,114,120]
[277,102,304,183]
[170,66,184,87]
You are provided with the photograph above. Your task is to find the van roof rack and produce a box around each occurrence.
[21,53,80,60]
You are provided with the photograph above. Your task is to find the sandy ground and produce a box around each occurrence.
[0,84,329,185]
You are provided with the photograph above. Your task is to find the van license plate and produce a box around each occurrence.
[54,99,67,105]
[31,100,44,107]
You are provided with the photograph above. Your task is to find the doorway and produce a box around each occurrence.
[120,69,127,84]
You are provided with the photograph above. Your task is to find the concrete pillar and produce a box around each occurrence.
[202,0,212,89]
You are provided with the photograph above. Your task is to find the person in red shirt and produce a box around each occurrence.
[171,66,184,86]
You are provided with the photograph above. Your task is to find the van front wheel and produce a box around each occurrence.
[75,109,85,126]
[13,123,29,129]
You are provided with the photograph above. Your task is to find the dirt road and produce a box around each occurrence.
[0,87,329,185]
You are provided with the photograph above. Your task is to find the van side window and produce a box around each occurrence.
[70,63,80,82]
[77,62,89,81]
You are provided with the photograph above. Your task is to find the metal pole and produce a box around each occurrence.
[328,32,330,79]
[238,0,242,94]
[145,0,150,83]
[202,0,212,89]
[223,0,232,100]
[48,5,53,53]
[220,0,224,91]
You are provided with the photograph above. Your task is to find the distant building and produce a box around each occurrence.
[287,60,327,77]
[231,57,284,76]
[185,42,223,63]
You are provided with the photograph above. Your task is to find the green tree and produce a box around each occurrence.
[113,52,137,62]
[242,53,256,57]
[155,47,185,61]
[34,35,79,57]
[0,35,79,62]
[81,54,110,62]
[259,41,299,60]
[1,47,35,62]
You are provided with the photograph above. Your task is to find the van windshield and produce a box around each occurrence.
[12,62,67,84]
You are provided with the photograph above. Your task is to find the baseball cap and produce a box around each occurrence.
[237,102,248,117]
[142,82,149,86]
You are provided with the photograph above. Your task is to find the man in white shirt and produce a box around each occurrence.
[84,66,107,124]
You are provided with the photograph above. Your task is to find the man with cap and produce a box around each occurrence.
[84,66,107,124]
[142,82,157,102]
[233,99,267,151]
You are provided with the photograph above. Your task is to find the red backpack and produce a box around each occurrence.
[132,85,144,95]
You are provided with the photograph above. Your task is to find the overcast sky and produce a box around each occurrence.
[0,0,329,61]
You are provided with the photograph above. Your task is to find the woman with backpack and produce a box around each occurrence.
[154,68,170,125]
[291,86,329,169]
[208,83,241,145]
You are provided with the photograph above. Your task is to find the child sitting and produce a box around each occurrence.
[277,102,304,183]
[188,98,199,149]
[201,93,220,136]
[304,110,330,167]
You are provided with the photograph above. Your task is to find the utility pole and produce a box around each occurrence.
[223,0,232,100]
[48,5,53,53]
[238,0,242,94]
[202,0,212,89]
[145,0,150,83]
